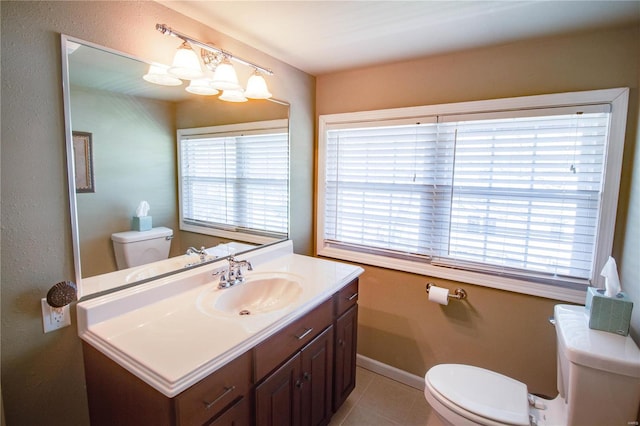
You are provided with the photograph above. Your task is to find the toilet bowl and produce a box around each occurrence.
[424,304,640,426]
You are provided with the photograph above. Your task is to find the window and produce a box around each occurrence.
[317,89,628,302]
[179,120,289,244]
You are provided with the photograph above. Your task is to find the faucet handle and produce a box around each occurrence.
[214,270,230,288]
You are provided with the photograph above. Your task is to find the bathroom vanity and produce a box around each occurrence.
[77,241,363,426]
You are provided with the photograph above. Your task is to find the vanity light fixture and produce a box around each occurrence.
[152,24,274,101]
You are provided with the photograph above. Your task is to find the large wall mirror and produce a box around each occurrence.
[61,35,290,298]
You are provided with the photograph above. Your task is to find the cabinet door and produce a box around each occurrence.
[333,305,358,411]
[256,353,302,426]
[300,326,334,426]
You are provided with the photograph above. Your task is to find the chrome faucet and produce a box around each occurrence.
[186,246,207,262]
[217,256,253,289]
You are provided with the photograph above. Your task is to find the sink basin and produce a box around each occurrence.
[199,273,303,316]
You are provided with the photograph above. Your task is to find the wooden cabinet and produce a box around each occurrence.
[82,344,251,426]
[255,353,302,426]
[254,299,333,382]
[255,327,334,426]
[333,279,359,411]
[255,298,335,426]
[175,351,252,425]
[300,327,334,426]
[208,397,250,426]
[333,305,358,411]
[83,278,359,426]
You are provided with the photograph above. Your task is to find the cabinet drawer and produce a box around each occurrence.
[207,397,250,426]
[254,298,333,381]
[175,351,252,426]
[335,279,359,317]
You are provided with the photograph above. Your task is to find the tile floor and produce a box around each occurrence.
[328,366,444,426]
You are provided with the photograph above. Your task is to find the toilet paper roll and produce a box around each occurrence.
[428,285,450,305]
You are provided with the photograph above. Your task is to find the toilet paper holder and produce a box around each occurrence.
[425,283,467,301]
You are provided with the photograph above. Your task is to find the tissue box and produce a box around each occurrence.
[132,216,152,231]
[585,287,633,336]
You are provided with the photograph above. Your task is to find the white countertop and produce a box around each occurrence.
[77,241,363,397]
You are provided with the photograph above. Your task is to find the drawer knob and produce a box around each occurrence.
[203,385,236,410]
[295,327,313,340]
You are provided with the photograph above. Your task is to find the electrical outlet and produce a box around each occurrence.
[41,298,71,333]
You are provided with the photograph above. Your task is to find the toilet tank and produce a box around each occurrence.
[554,304,640,426]
[111,227,173,270]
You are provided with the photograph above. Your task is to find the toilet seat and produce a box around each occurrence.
[425,364,530,426]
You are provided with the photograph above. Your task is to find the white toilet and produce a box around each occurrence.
[424,304,640,426]
[111,226,173,270]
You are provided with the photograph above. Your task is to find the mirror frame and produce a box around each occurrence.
[61,34,290,298]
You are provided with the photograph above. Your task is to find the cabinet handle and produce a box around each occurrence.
[295,327,313,340]
[338,338,344,347]
[347,292,359,301]
[295,379,303,389]
[303,372,311,381]
[203,385,236,410]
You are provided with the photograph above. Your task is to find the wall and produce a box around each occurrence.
[0,1,315,424]
[317,23,640,396]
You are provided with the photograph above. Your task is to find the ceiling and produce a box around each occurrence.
[158,1,640,76]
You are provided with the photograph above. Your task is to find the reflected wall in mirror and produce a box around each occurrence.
[62,36,290,297]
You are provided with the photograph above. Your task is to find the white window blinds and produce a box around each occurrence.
[324,117,451,260]
[322,106,611,286]
[179,124,289,239]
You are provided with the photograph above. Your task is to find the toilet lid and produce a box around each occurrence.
[111,226,173,243]
[426,364,530,426]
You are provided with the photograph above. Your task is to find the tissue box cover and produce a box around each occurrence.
[585,287,633,336]
[132,216,152,231]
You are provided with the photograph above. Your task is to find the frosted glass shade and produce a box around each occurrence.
[186,70,219,95]
[143,64,183,86]
[168,43,203,80]
[211,61,241,91]
[219,89,248,103]
[186,78,219,96]
[244,73,272,99]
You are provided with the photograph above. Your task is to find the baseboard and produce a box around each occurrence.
[356,354,425,391]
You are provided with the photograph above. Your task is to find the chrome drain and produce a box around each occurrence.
[239,309,251,316]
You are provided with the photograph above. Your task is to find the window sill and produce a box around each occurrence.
[180,223,283,246]
[317,246,587,304]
